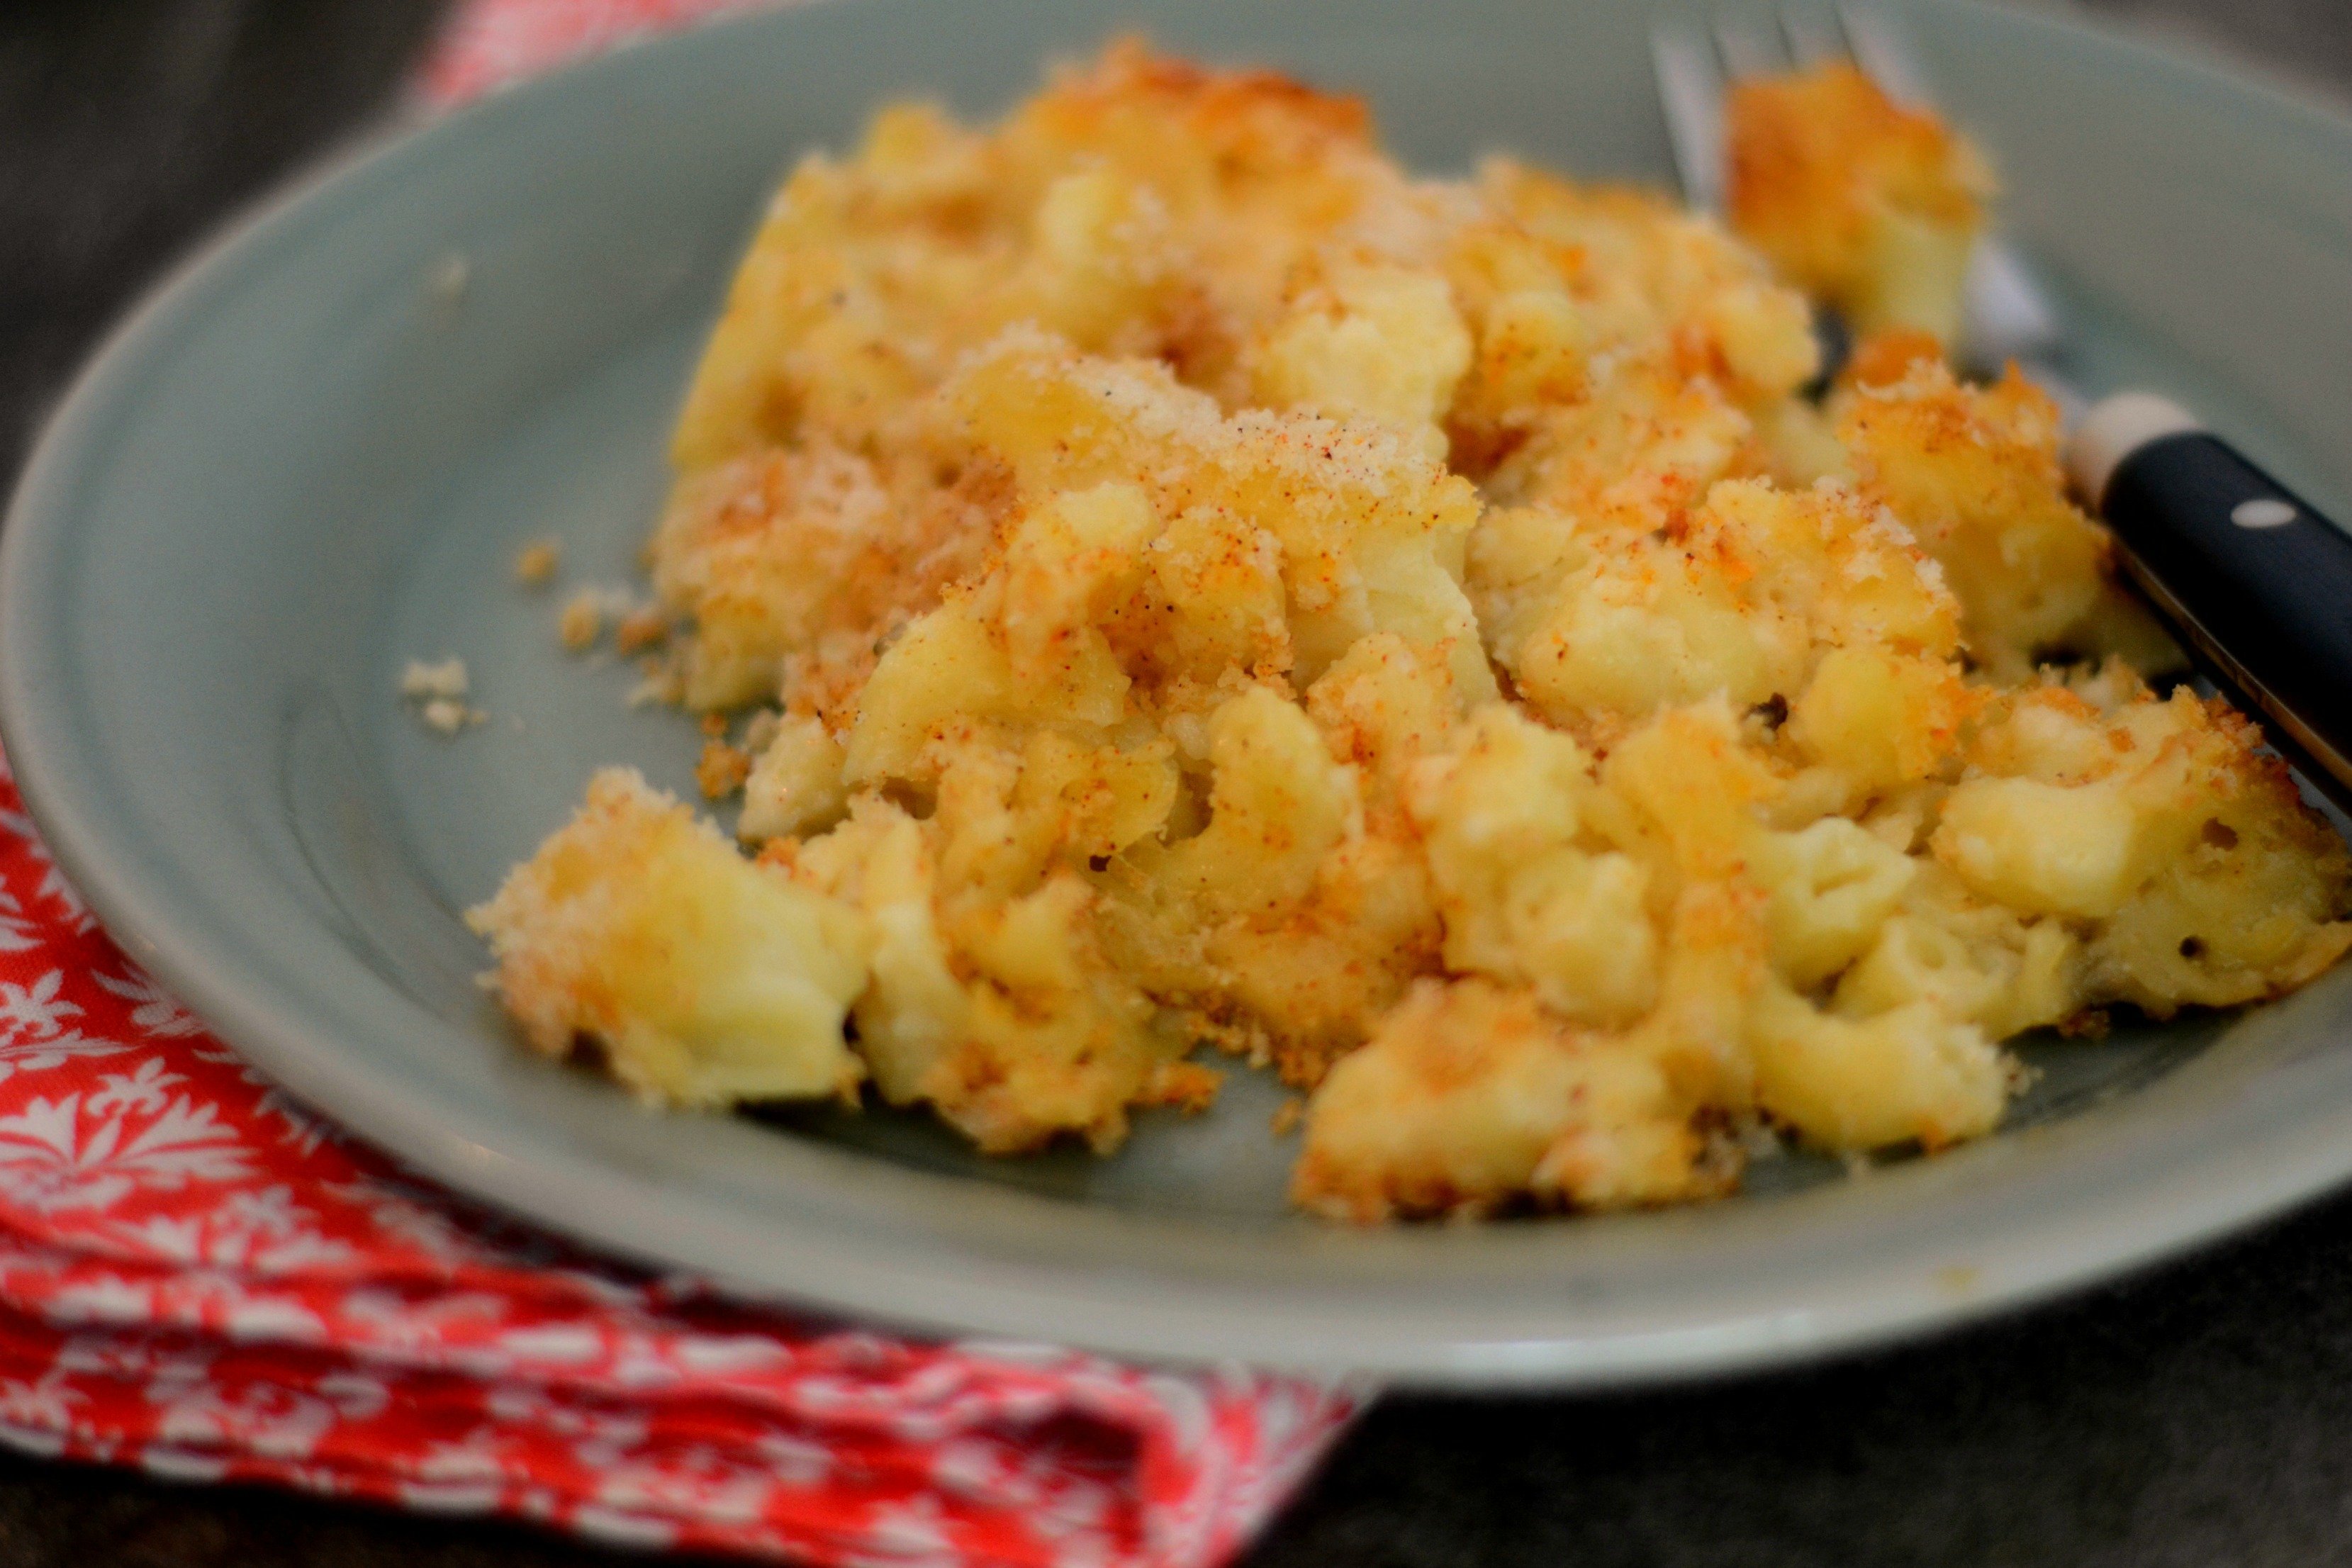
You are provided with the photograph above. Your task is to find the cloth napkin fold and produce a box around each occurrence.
[0,4,1362,1560]
[0,749,1357,1564]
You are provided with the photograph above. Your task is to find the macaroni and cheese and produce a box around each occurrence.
[470,47,2352,1221]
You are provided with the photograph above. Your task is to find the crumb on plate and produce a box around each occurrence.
[515,538,561,588]
[559,593,603,650]
[401,657,487,736]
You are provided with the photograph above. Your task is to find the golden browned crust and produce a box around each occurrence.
[473,45,2352,1223]
[1727,62,1992,341]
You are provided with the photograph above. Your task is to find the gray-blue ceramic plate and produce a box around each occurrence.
[6,0,2352,1387]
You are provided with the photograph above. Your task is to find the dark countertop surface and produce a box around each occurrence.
[4,1,2352,1563]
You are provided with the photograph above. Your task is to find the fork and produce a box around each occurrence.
[1650,5,2352,813]
[1652,3,2062,383]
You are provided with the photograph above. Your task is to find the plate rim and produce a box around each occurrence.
[9,0,2352,1388]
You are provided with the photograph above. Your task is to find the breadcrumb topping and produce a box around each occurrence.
[470,43,2350,1225]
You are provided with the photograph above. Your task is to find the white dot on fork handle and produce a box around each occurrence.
[2232,498,2299,529]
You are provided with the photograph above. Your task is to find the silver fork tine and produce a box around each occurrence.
[1779,6,1844,69]
[1710,14,1784,82]
[1964,245,2068,381]
[1651,20,1730,213]
[1834,4,1930,102]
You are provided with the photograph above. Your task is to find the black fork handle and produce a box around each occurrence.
[2070,393,2352,816]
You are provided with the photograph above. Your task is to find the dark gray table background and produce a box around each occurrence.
[4,1,2351,1562]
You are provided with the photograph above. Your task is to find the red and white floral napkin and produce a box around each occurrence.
[416,0,788,107]
[0,4,1364,1561]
